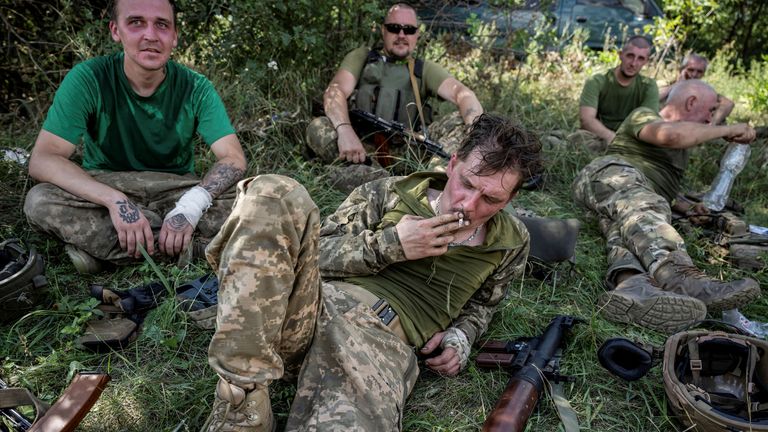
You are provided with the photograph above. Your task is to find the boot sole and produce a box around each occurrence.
[599,291,706,334]
[704,282,762,312]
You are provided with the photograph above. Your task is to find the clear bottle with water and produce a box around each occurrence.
[702,143,751,211]
[722,309,768,339]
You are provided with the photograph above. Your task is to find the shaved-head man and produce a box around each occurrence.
[305,3,483,191]
[572,35,659,152]
[659,53,735,125]
[573,79,760,334]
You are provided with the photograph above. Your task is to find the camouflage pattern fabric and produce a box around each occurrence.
[305,112,468,189]
[317,175,529,347]
[205,174,419,430]
[23,171,235,265]
[567,129,609,153]
[572,155,687,279]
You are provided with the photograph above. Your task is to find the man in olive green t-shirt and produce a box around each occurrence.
[24,0,246,273]
[305,3,483,192]
[572,80,760,334]
[571,35,659,153]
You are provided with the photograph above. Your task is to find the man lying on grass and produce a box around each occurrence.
[573,79,760,334]
[202,113,541,431]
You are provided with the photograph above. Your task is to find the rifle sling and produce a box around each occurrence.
[407,57,428,138]
[0,386,49,423]
[549,382,580,432]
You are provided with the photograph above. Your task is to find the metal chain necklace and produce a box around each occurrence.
[435,192,480,247]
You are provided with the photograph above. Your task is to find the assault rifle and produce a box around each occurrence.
[477,315,582,432]
[0,372,110,432]
[348,108,450,164]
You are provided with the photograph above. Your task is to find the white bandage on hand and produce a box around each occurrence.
[440,327,471,370]
[164,186,213,228]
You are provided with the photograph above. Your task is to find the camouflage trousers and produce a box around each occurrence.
[206,174,419,431]
[305,111,466,192]
[23,171,235,264]
[572,156,687,287]
[567,129,609,153]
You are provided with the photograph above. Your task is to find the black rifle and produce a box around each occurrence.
[477,315,582,432]
[0,378,33,431]
[348,108,450,161]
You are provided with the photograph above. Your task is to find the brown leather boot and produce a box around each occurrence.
[653,251,761,311]
[599,273,707,334]
[202,379,274,432]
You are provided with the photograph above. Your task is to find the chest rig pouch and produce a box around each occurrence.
[353,50,431,131]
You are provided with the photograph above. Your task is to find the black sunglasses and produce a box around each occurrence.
[384,23,418,35]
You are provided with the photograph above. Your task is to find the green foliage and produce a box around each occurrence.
[1,1,768,431]
[660,0,768,65]
[747,56,768,114]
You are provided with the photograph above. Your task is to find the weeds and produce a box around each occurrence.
[1,5,768,432]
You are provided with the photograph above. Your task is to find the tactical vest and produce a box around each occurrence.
[353,50,430,130]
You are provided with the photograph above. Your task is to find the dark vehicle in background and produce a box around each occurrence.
[417,0,664,51]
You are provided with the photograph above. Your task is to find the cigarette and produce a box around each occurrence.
[459,216,464,226]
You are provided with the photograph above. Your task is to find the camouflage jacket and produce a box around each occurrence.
[318,174,530,346]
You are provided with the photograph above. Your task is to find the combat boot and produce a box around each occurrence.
[653,251,761,312]
[599,273,707,334]
[202,379,274,432]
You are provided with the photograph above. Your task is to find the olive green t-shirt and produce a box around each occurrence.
[42,52,235,174]
[345,173,525,347]
[339,46,452,97]
[607,107,689,202]
[579,68,660,131]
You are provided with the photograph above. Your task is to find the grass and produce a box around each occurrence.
[2,28,768,432]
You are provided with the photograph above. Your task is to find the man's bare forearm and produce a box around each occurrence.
[199,161,245,198]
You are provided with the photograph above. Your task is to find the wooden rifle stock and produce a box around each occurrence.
[483,375,539,432]
[479,315,582,432]
[29,372,110,432]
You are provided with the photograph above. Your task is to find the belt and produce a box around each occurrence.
[328,281,410,345]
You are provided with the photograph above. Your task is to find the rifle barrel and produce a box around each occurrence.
[481,315,581,432]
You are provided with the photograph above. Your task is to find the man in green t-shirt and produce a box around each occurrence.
[23,0,246,273]
[305,3,483,192]
[202,114,540,431]
[571,35,659,153]
[573,80,760,334]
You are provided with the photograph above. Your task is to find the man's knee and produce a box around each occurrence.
[23,183,61,227]
[239,175,317,219]
[305,116,338,163]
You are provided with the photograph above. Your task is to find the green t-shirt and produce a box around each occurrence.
[579,68,660,131]
[339,46,452,98]
[345,173,525,347]
[607,107,689,202]
[42,52,235,174]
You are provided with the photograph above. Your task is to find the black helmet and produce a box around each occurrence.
[0,238,47,323]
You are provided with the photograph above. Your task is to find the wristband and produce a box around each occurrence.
[335,122,351,132]
[164,186,213,228]
[440,327,471,370]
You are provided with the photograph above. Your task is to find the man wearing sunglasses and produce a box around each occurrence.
[306,3,483,192]
[23,0,246,274]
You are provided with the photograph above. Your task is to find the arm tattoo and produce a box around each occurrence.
[116,200,141,223]
[200,162,245,197]
[166,214,190,230]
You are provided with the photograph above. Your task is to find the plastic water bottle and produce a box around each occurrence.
[702,143,751,211]
[722,309,768,339]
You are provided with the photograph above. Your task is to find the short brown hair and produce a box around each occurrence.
[109,0,178,26]
[455,114,543,190]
